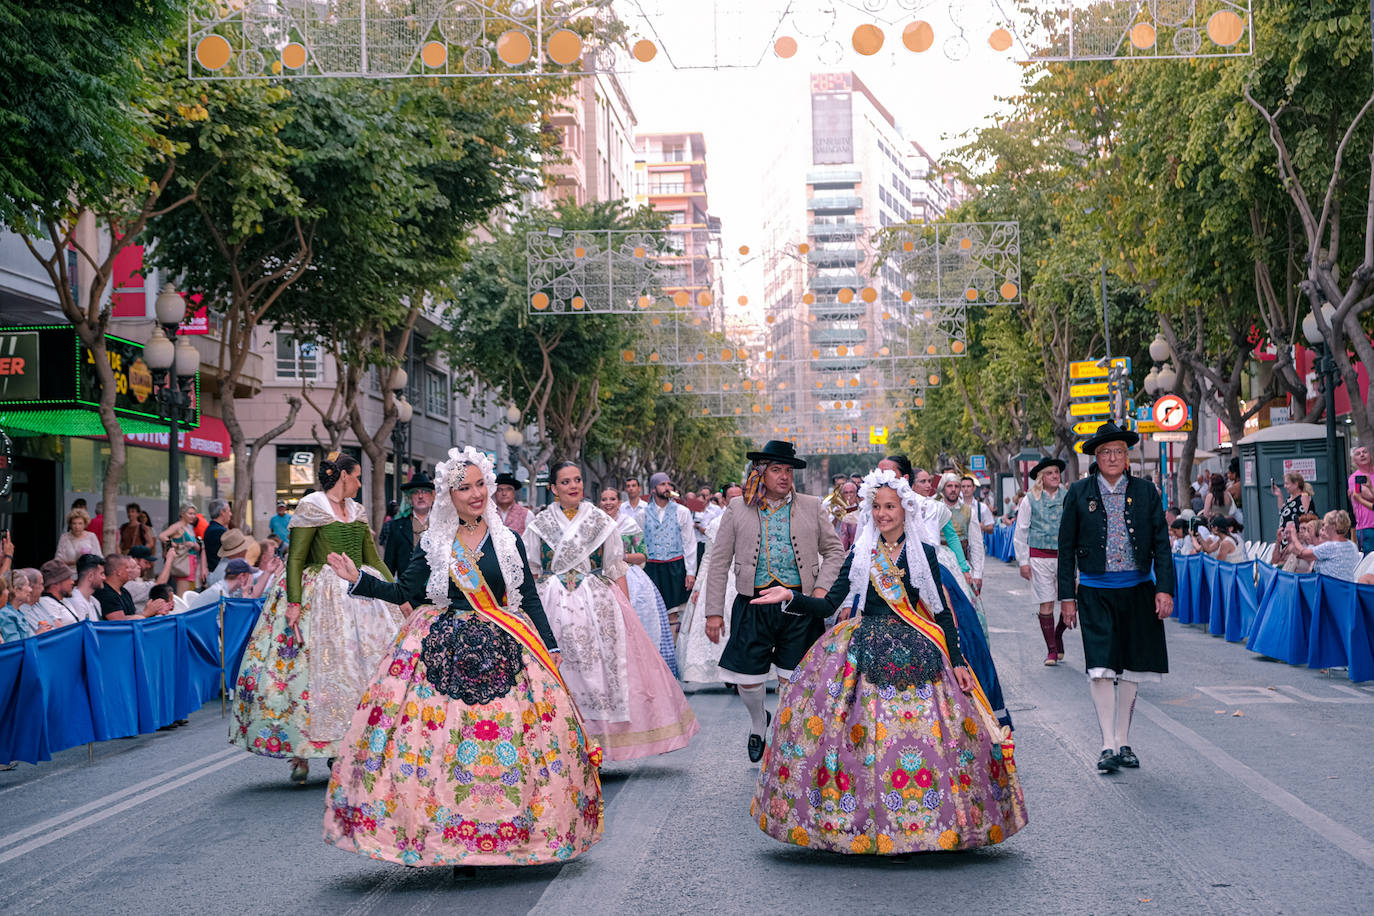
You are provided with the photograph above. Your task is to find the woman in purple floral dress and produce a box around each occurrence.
[751,469,1027,854]
[321,448,602,868]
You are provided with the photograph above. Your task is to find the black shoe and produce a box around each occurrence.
[1116,746,1140,768]
[1096,749,1120,773]
[747,711,773,763]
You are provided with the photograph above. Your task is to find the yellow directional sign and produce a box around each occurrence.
[1069,357,1130,380]
[1139,420,1193,435]
[1070,381,1110,399]
[1070,400,1115,417]
[869,425,888,445]
[1073,420,1107,436]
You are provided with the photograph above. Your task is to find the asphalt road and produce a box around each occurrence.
[3,559,1373,915]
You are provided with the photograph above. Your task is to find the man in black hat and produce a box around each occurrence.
[704,440,845,762]
[1014,455,1070,666]
[493,472,529,536]
[1058,421,1174,774]
[383,471,434,580]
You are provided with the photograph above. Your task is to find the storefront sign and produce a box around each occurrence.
[0,331,40,401]
[120,416,231,459]
[0,326,198,429]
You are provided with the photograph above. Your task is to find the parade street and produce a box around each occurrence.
[2,558,1372,916]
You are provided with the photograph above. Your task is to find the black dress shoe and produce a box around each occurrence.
[1096,749,1120,773]
[1116,746,1140,768]
[747,711,773,763]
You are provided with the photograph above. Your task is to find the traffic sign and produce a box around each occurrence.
[1152,394,1188,431]
[1073,420,1107,436]
[1152,432,1189,442]
[869,425,888,445]
[970,454,987,471]
[1070,399,1135,418]
[1070,381,1110,399]
[1069,357,1131,380]
[1137,419,1193,435]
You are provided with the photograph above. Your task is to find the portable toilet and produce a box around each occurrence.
[1236,423,1347,540]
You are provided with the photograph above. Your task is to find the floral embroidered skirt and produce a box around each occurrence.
[322,604,603,867]
[231,566,400,759]
[752,615,1027,855]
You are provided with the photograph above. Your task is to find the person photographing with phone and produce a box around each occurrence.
[1347,446,1374,553]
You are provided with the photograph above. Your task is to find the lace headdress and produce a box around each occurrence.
[420,446,524,609]
[844,469,944,617]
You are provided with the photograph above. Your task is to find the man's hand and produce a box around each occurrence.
[1060,599,1078,629]
[705,614,725,644]
[683,575,695,591]
[399,602,414,617]
[1019,564,1032,581]
[325,552,361,584]
[1155,592,1174,620]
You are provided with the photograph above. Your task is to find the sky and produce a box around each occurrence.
[613,0,1028,316]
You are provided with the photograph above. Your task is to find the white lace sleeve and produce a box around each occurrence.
[523,523,545,576]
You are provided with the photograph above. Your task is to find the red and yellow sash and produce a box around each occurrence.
[869,545,1014,761]
[449,543,603,768]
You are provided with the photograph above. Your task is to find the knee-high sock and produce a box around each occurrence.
[739,684,768,734]
[1089,677,1116,751]
[1053,614,1068,655]
[1114,678,1139,748]
[1037,614,1057,653]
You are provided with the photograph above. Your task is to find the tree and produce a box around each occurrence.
[0,4,193,548]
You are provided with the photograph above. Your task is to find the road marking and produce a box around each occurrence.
[0,749,249,865]
[1137,699,1374,869]
[1277,684,1374,704]
[1195,686,1296,705]
[0,746,240,851]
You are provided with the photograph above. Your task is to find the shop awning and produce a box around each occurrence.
[0,409,173,438]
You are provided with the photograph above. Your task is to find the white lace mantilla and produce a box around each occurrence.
[418,447,523,610]
[846,469,945,618]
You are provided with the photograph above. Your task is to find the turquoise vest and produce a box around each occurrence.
[643,503,684,560]
[755,502,801,589]
[1028,488,1066,551]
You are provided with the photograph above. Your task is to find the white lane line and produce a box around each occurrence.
[0,751,250,865]
[1137,699,1374,869]
[0,746,240,851]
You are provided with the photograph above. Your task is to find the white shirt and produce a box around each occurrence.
[64,588,101,622]
[642,499,699,577]
[37,594,81,628]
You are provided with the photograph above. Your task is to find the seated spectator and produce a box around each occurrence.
[64,553,106,622]
[1288,510,1360,581]
[1165,507,1180,528]
[54,509,102,574]
[1277,514,1320,573]
[13,568,43,633]
[200,558,275,604]
[253,544,285,595]
[0,579,32,643]
[205,528,252,588]
[1169,519,1192,554]
[144,584,175,617]
[123,545,173,612]
[96,555,141,620]
[1197,516,1245,563]
[35,560,81,629]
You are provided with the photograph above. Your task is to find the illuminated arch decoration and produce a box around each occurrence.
[189,0,1252,79]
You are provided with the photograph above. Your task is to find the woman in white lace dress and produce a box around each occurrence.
[525,462,698,761]
[678,482,743,684]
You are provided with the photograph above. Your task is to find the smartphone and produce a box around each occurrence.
[1269,478,1276,489]
[1358,475,1369,486]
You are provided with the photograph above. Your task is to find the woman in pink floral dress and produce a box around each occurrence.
[751,469,1027,854]
[321,448,602,867]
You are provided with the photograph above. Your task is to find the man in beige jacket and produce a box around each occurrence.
[705,441,845,762]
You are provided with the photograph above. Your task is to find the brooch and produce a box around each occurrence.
[1088,499,1099,513]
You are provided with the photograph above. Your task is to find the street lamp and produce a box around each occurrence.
[1302,302,1343,499]
[390,386,413,506]
[146,284,197,528]
[504,405,524,473]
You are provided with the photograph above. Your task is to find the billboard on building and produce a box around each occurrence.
[811,73,853,165]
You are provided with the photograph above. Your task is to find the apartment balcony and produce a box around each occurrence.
[807,247,860,268]
[812,356,869,372]
[809,301,866,321]
[807,195,863,212]
[809,272,863,291]
[806,169,862,186]
[807,222,862,240]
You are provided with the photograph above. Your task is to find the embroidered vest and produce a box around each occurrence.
[643,503,684,561]
[754,502,801,589]
[949,502,972,541]
[1028,488,1065,551]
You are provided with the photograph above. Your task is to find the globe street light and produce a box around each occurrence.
[389,368,412,505]
[145,285,197,529]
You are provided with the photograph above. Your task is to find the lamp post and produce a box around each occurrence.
[504,405,524,475]
[144,284,199,528]
[1302,302,1343,502]
[1147,333,1179,507]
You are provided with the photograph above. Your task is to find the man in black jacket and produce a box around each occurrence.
[383,471,434,580]
[1058,421,1174,774]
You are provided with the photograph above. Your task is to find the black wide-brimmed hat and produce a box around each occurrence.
[400,471,435,492]
[495,473,522,490]
[1030,456,1067,480]
[746,440,807,469]
[1082,420,1140,455]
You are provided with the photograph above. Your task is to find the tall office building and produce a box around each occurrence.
[635,131,723,319]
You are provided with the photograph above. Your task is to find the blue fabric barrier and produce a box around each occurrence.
[1173,554,1202,625]
[1215,560,1259,643]
[1247,570,1319,666]
[0,597,266,765]
[939,564,1011,730]
[986,525,1016,563]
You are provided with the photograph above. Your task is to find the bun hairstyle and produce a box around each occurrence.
[319,452,361,491]
[550,460,580,484]
[882,454,914,480]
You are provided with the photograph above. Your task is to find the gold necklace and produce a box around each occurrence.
[561,505,579,521]
[879,537,903,562]
[459,517,483,534]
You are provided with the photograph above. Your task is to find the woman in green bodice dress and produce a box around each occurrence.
[231,454,404,784]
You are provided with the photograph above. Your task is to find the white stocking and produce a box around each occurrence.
[1089,677,1116,752]
[739,684,768,734]
[1114,678,1139,748]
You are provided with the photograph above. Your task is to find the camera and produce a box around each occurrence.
[1189,517,1202,534]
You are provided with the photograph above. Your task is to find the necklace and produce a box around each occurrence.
[459,517,482,534]
[879,536,903,563]
[561,505,579,521]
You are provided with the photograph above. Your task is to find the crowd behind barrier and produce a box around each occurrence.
[987,524,1016,563]
[0,596,265,765]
